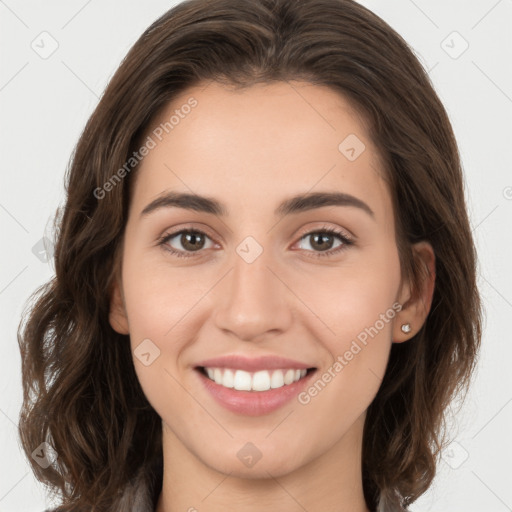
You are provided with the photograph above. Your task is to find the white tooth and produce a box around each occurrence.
[214,368,223,384]
[252,370,271,391]
[284,369,295,385]
[234,370,252,391]
[205,367,308,390]
[222,368,235,388]
[270,369,285,389]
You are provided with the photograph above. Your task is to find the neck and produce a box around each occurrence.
[155,414,370,512]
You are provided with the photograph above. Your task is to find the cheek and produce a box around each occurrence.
[121,245,228,408]
[121,248,208,341]
[122,255,202,416]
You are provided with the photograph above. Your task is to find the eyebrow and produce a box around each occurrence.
[140,190,375,219]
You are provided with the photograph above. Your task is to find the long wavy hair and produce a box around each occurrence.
[18,0,482,510]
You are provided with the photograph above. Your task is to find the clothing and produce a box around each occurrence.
[43,455,162,512]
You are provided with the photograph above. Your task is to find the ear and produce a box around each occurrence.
[393,241,436,343]
[108,276,130,335]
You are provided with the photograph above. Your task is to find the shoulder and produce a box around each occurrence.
[40,455,162,512]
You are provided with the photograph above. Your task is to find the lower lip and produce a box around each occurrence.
[196,368,316,416]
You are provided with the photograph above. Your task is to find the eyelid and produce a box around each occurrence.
[158,222,355,258]
[159,222,354,244]
[293,223,354,244]
[158,222,220,244]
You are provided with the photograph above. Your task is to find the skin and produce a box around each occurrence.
[109,81,435,512]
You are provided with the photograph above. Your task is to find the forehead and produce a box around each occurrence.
[131,81,392,224]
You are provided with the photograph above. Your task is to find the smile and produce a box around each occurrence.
[195,365,317,416]
[200,367,310,391]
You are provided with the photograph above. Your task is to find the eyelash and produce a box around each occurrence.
[157,226,354,259]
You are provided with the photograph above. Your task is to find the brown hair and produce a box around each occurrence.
[18,0,482,510]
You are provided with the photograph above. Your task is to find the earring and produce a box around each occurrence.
[401,323,412,333]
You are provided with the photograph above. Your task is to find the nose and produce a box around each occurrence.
[212,246,293,342]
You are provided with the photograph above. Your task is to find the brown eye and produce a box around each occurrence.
[301,229,352,253]
[159,229,215,257]
[179,231,206,251]
[307,232,337,251]
[296,228,352,257]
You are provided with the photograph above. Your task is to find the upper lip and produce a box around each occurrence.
[195,354,315,372]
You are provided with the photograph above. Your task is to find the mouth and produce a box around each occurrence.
[194,363,318,416]
[196,366,317,392]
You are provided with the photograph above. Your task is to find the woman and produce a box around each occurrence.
[18,0,482,510]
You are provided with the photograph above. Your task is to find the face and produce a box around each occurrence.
[110,81,426,479]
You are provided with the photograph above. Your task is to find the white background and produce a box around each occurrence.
[0,1,511,510]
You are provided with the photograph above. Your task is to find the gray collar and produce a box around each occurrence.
[113,456,162,512]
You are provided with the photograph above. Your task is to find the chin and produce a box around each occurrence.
[195,441,307,479]
[209,456,303,480]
